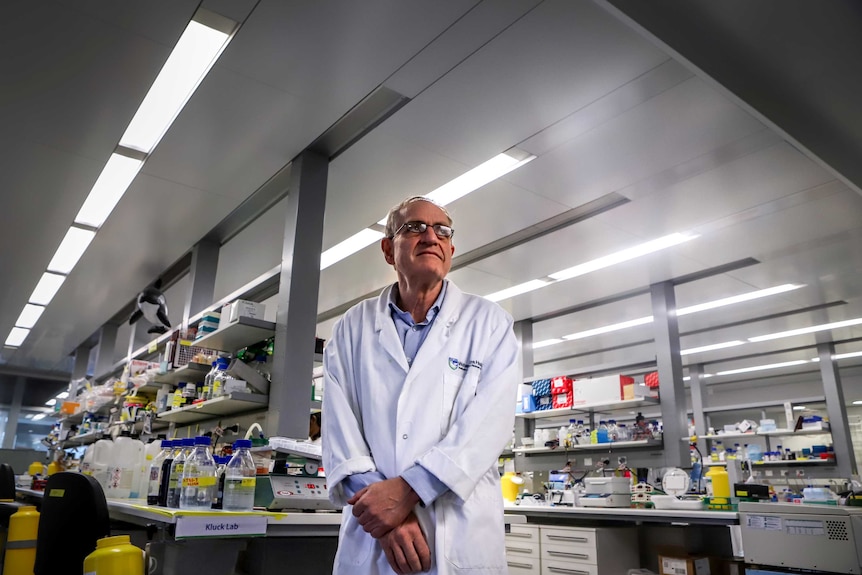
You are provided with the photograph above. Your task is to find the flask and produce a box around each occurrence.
[147,440,172,505]
[179,436,218,509]
[167,438,195,508]
[223,439,257,511]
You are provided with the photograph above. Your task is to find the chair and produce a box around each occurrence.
[34,472,109,575]
[0,464,15,501]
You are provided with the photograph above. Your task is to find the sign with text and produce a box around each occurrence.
[175,514,267,539]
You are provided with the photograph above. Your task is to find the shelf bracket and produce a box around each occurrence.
[227,358,270,395]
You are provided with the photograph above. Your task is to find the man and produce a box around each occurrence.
[323,197,520,575]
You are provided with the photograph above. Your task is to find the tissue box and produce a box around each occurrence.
[573,375,634,406]
[220,300,266,326]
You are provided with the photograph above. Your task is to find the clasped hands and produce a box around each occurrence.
[348,477,431,574]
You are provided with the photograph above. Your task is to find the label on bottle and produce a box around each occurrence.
[240,478,256,487]
[182,476,217,487]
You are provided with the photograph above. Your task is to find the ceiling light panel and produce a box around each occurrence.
[533,338,565,349]
[748,317,862,342]
[680,340,746,356]
[714,359,810,376]
[562,316,653,341]
[15,304,45,329]
[485,280,550,303]
[119,16,235,154]
[676,284,804,316]
[46,227,96,274]
[5,327,29,348]
[45,399,56,406]
[423,152,536,206]
[320,228,385,270]
[74,153,144,228]
[56,391,69,399]
[29,273,66,306]
[32,413,47,421]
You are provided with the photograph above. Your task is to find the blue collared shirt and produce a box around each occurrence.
[341,282,450,506]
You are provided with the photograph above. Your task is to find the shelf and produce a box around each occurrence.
[516,397,659,420]
[751,459,835,467]
[685,428,832,441]
[60,431,103,448]
[156,392,268,424]
[192,317,275,352]
[701,396,826,413]
[512,438,663,455]
[153,362,211,385]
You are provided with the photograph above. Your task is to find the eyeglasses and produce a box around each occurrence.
[392,221,454,239]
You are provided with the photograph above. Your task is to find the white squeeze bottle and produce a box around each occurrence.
[179,436,218,510]
[106,433,139,498]
[223,439,257,511]
[91,438,114,489]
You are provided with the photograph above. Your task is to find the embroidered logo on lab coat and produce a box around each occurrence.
[448,357,483,372]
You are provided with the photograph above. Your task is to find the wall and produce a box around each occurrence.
[0,448,50,474]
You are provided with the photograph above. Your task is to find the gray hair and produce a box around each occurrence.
[384,196,453,238]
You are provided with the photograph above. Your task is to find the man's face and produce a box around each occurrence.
[382,201,455,285]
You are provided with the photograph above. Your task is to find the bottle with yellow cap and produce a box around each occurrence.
[3,505,39,575]
[83,535,144,575]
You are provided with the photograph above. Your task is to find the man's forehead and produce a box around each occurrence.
[402,200,449,222]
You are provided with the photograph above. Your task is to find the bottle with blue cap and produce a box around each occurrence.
[180,436,218,509]
[147,439,173,505]
[167,438,196,508]
[223,439,257,511]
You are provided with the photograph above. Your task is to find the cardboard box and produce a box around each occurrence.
[219,299,266,326]
[550,376,573,395]
[658,552,711,575]
[552,391,573,409]
[572,374,634,406]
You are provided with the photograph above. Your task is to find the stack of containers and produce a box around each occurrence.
[550,376,574,409]
[194,311,221,341]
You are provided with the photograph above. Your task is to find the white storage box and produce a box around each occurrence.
[573,375,633,406]
[219,300,266,326]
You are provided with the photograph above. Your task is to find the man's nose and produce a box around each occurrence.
[418,226,439,243]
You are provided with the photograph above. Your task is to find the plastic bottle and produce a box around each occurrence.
[597,421,609,444]
[81,443,95,476]
[710,446,719,463]
[167,438,195,508]
[617,424,629,442]
[3,506,39,575]
[704,465,731,499]
[566,420,577,448]
[172,384,184,410]
[203,361,217,401]
[157,440,178,507]
[83,535,145,575]
[557,426,568,447]
[91,438,114,489]
[179,436,218,509]
[107,432,143,499]
[147,440,173,505]
[607,420,618,442]
[181,381,196,404]
[223,439,257,511]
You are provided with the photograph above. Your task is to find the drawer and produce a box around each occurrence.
[540,526,596,550]
[542,541,597,566]
[507,523,540,542]
[541,559,598,575]
[507,554,540,574]
[505,540,540,557]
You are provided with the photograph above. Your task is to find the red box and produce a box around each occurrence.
[552,391,573,409]
[551,376,573,395]
[645,371,660,388]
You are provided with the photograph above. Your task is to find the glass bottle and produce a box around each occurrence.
[179,436,218,510]
[223,439,257,511]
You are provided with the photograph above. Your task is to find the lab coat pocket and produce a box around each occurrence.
[334,511,374,568]
[441,490,506,569]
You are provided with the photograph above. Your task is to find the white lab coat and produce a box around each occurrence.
[323,281,519,575]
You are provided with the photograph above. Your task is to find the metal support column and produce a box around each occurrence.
[269,150,328,438]
[69,345,90,400]
[817,341,858,477]
[689,363,707,456]
[512,320,533,468]
[3,376,25,448]
[650,281,688,468]
[183,239,220,327]
[93,324,118,379]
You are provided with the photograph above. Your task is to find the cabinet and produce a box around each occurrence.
[506,524,639,575]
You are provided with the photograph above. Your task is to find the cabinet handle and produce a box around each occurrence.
[547,550,589,560]
[547,535,589,543]
[507,531,534,539]
[547,567,590,575]
[506,546,534,554]
[507,561,534,569]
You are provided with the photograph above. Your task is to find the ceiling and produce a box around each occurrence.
[2,0,862,409]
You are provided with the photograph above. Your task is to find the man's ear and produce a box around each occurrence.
[382,237,395,265]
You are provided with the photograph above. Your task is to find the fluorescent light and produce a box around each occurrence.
[29,272,66,306]
[748,317,862,343]
[424,152,536,206]
[562,316,653,341]
[853,401,862,406]
[15,304,45,329]
[549,232,698,282]
[683,373,715,382]
[680,340,746,356]
[676,284,804,316]
[833,351,862,360]
[794,405,808,410]
[320,228,385,270]
[485,280,550,303]
[715,359,809,376]
[5,328,29,347]
[45,399,56,407]
[533,338,565,349]
[119,15,235,153]
[74,153,144,228]
[32,413,47,421]
[47,227,96,274]
[24,414,34,420]
[56,391,69,399]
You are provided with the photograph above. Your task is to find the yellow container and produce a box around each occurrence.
[3,505,39,575]
[704,465,731,499]
[47,461,61,476]
[26,462,43,477]
[500,472,521,502]
[83,535,145,575]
